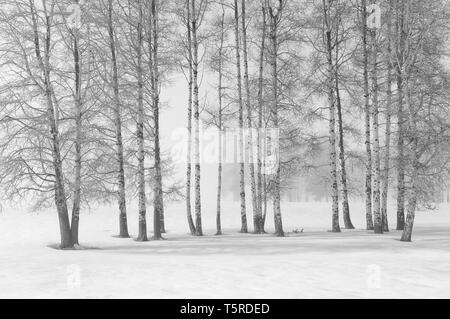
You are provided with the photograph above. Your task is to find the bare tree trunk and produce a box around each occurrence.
[336,82,353,230]
[396,75,405,230]
[71,27,82,245]
[233,0,247,233]
[395,0,405,231]
[399,0,414,239]
[185,0,196,235]
[370,10,382,234]
[400,150,417,241]
[268,1,284,237]
[30,2,72,248]
[362,0,373,231]
[323,0,340,233]
[216,4,225,236]
[334,14,354,230]
[191,0,203,236]
[256,3,267,233]
[160,188,166,233]
[400,80,417,242]
[108,0,129,238]
[216,150,223,235]
[381,77,392,232]
[241,0,259,234]
[262,160,268,232]
[51,104,73,248]
[149,0,163,240]
[136,0,147,242]
[381,0,393,232]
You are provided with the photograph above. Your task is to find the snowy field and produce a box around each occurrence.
[0,201,449,299]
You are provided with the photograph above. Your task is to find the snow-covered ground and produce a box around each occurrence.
[0,201,449,298]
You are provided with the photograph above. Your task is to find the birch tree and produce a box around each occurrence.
[107,0,130,238]
[334,0,354,229]
[215,3,226,236]
[398,0,450,241]
[394,0,406,230]
[267,0,284,236]
[148,0,163,240]
[380,0,393,232]
[233,0,248,233]
[369,1,382,234]
[191,0,203,236]
[135,0,147,241]
[240,0,259,234]
[361,0,373,230]
[256,2,267,233]
[33,0,73,247]
[322,0,340,232]
[185,0,196,235]
[68,0,83,245]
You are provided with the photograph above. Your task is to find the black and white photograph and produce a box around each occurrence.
[0,0,449,301]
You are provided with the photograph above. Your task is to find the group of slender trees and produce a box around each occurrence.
[0,0,168,248]
[192,0,450,242]
[320,0,450,241]
[0,0,449,248]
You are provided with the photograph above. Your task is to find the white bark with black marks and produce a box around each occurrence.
[191,0,203,236]
[256,3,267,233]
[362,0,374,231]
[241,0,259,234]
[370,3,382,234]
[136,0,147,242]
[185,0,196,236]
[233,0,248,233]
[149,0,163,240]
[381,0,394,233]
[107,0,129,238]
[268,0,284,237]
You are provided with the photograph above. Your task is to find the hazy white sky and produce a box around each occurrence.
[160,72,227,203]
